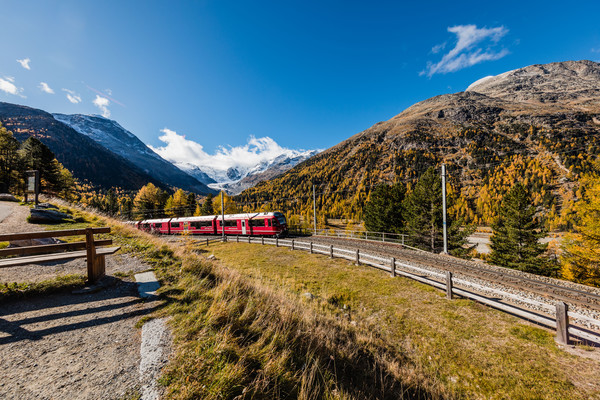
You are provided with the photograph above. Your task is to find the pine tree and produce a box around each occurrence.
[200,193,215,215]
[19,137,63,193]
[489,183,555,275]
[363,183,406,233]
[186,192,197,216]
[404,167,443,251]
[0,124,21,192]
[562,172,600,286]
[403,167,472,255]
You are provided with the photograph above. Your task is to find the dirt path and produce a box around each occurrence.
[0,279,161,399]
[0,201,167,399]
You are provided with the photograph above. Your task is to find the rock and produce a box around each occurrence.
[0,193,18,202]
[207,254,216,260]
[302,292,315,300]
[29,208,69,223]
[36,203,59,209]
[9,237,61,247]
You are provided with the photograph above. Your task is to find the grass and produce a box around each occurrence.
[193,241,600,400]
[7,202,600,398]
[0,274,86,302]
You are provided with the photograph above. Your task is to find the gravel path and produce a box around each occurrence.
[0,201,169,399]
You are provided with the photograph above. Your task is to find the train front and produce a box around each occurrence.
[273,212,288,237]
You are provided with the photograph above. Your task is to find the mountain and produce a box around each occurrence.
[53,113,214,194]
[237,60,600,225]
[175,149,320,195]
[0,102,168,191]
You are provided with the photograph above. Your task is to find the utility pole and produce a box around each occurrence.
[441,164,448,254]
[221,191,225,241]
[313,184,317,236]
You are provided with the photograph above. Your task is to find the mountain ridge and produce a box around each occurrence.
[237,60,600,225]
[53,113,215,194]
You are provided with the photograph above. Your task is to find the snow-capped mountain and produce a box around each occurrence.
[176,149,320,194]
[53,113,214,194]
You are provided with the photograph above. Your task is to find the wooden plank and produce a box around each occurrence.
[95,246,120,256]
[0,239,112,257]
[0,250,88,267]
[0,227,110,242]
[0,244,119,268]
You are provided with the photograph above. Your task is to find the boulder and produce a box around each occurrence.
[29,208,69,223]
[0,193,18,202]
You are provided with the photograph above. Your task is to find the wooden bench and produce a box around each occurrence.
[0,227,120,283]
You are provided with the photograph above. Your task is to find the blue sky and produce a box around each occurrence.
[1,0,600,164]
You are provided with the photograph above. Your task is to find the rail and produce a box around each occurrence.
[204,235,600,345]
[302,228,425,252]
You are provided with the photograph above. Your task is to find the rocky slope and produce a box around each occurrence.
[237,60,600,222]
[53,114,214,194]
[0,102,168,191]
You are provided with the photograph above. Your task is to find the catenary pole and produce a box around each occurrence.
[313,184,317,235]
[221,191,225,240]
[442,164,448,254]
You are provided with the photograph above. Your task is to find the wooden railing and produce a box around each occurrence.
[0,227,120,284]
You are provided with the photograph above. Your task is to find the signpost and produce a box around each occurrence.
[25,170,40,206]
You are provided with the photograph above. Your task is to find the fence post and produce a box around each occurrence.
[383,233,386,242]
[261,236,264,245]
[402,235,405,246]
[355,249,360,265]
[310,242,313,254]
[330,245,333,258]
[446,271,453,299]
[206,238,209,246]
[236,235,239,243]
[390,257,396,277]
[291,239,295,250]
[555,302,569,345]
[276,237,279,247]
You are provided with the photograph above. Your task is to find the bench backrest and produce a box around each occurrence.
[0,227,111,257]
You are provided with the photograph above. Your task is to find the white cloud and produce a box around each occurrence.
[92,95,110,117]
[592,48,600,53]
[150,128,301,173]
[16,58,31,70]
[422,25,509,77]
[0,76,24,96]
[62,88,81,104]
[38,82,54,94]
[431,42,446,54]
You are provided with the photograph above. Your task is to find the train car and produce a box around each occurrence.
[134,211,287,237]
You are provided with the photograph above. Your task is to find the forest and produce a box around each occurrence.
[1,120,599,287]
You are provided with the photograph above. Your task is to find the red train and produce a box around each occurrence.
[134,212,288,237]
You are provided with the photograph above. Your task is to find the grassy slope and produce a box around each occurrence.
[4,203,600,398]
[190,241,600,399]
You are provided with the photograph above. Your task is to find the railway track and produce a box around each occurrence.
[305,235,600,312]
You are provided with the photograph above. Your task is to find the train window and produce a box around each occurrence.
[250,219,264,227]
[224,220,237,227]
[267,219,272,227]
[171,222,180,228]
[190,221,212,229]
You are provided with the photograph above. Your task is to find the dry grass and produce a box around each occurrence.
[192,241,600,400]
[13,202,600,399]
